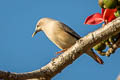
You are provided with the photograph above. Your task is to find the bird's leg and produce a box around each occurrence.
[52,48,68,61]
[56,49,67,54]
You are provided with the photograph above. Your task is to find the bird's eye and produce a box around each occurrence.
[37,25,39,27]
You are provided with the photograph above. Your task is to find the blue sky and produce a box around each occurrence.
[0,0,120,80]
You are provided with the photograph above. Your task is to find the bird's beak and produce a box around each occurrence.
[32,31,37,37]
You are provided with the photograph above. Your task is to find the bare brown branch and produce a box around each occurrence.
[117,75,120,80]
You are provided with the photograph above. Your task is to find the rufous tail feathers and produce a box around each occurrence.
[86,49,104,64]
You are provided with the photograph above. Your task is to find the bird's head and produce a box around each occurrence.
[32,18,55,37]
[32,18,47,37]
[32,21,42,37]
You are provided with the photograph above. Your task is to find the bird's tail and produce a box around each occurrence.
[86,49,104,64]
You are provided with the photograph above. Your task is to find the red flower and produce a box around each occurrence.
[84,8,117,25]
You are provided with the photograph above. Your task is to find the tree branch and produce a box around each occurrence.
[117,75,120,80]
[0,17,120,80]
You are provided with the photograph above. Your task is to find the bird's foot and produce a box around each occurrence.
[56,49,67,54]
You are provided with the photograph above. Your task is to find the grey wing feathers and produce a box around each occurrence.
[60,22,81,40]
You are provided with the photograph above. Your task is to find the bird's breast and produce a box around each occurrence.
[43,26,77,49]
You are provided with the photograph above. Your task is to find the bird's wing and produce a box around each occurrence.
[60,22,81,40]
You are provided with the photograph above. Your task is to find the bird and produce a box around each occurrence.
[32,18,104,64]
